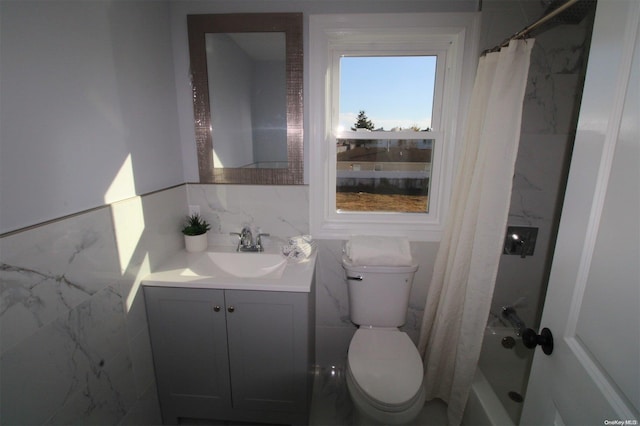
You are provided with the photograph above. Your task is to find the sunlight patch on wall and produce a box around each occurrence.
[110,195,149,313]
[110,195,145,275]
[127,253,150,313]
[104,154,136,204]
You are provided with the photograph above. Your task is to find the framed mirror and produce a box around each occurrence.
[188,13,303,184]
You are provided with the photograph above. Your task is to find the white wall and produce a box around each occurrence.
[0,0,610,423]
[172,0,477,368]
[170,0,478,183]
[0,0,183,233]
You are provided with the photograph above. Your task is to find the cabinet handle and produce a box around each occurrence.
[213,305,221,312]
[227,306,235,313]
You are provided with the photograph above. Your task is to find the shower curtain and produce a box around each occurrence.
[417,39,534,425]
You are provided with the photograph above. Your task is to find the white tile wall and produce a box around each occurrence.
[0,185,186,425]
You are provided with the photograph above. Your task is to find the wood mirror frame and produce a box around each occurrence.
[187,13,303,184]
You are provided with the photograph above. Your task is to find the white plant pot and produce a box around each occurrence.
[184,233,208,253]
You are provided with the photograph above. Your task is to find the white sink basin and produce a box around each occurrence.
[193,252,287,278]
[143,248,316,292]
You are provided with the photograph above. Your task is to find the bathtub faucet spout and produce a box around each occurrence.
[502,306,526,337]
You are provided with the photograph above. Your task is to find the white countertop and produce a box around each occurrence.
[142,246,317,293]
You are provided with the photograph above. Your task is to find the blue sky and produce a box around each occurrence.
[339,56,437,132]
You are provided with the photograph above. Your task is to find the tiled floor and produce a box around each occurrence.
[309,365,449,426]
[169,364,449,426]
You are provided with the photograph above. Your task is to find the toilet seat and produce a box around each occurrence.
[347,328,424,408]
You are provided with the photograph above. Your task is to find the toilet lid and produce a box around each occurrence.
[348,328,424,406]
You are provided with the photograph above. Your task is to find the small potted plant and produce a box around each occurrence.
[181,213,211,253]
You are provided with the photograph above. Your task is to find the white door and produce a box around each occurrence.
[520,1,639,425]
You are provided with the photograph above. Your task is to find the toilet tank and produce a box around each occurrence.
[342,256,418,327]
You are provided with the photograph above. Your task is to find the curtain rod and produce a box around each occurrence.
[482,0,580,55]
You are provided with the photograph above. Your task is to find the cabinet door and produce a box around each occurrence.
[225,290,309,414]
[144,287,231,423]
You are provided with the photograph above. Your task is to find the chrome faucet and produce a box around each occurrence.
[230,226,269,252]
[240,226,253,248]
[502,306,526,336]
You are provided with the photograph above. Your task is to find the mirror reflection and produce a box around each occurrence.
[187,13,303,184]
[206,33,287,169]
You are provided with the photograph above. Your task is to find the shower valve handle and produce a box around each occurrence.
[522,327,554,355]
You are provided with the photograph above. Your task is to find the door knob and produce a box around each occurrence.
[227,306,235,313]
[522,327,554,355]
[213,305,221,312]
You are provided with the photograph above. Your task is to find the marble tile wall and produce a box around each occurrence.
[302,3,593,372]
[299,4,592,372]
[0,185,186,425]
[0,181,439,424]
[186,184,310,251]
[313,239,440,367]
[186,184,441,368]
[480,0,593,330]
[478,1,593,421]
[0,7,592,424]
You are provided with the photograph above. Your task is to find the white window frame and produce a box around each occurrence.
[309,13,480,241]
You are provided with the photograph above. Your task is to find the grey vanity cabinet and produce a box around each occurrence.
[144,286,313,425]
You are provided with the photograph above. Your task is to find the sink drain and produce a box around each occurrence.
[508,391,524,403]
[501,336,516,349]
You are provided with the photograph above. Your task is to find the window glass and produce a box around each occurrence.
[309,13,479,240]
[338,56,436,132]
[336,56,437,213]
[336,137,433,212]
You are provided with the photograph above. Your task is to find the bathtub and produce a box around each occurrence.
[462,327,533,425]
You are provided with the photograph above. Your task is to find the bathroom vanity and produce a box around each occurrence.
[142,249,316,425]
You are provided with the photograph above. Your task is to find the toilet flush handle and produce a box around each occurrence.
[346,275,363,281]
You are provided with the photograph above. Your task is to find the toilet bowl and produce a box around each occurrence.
[342,254,424,425]
[346,328,426,425]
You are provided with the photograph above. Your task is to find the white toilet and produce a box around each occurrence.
[342,256,426,425]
